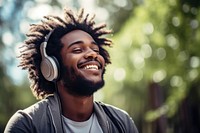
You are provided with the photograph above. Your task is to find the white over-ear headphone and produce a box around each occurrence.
[40,30,60,81]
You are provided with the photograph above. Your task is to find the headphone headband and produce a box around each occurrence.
[45,29,54,42]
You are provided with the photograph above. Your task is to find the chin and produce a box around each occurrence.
[61,66,106,96]
[62,74,105,97]
[65,77,105,96]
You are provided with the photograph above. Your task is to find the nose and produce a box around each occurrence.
[84,48,98,59]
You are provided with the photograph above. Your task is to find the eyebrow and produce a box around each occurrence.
[68,40,97,48]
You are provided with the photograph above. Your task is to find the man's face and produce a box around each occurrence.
[60,30,105,96]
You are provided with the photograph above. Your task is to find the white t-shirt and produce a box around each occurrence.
[62,113,103,133]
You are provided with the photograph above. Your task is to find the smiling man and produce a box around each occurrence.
[4,8,138,133]
[59,30,105,97]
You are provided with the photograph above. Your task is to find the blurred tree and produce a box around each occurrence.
[98,0,142,33]
[1,0,200,132]
[100,0,200,133]
[0,0,60,131]
[0,0,30,132]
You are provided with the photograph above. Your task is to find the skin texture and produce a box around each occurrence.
[57,30,105,121]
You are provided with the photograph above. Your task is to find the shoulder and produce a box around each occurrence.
[17,95,52,118]
[4,95,54,132]
[95,101,138,133]
[104,103,129,115]
[95,101,130,119]
[4,109,33,132]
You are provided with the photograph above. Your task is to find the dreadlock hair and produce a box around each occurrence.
[18,7,113,99]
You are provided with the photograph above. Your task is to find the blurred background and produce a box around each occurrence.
[0,0,200,133]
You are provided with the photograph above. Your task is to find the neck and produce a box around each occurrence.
[57,81,94,122]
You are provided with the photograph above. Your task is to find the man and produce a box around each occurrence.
[4,7,138,133]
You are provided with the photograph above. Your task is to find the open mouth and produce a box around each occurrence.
[83,64,98,70]
[78,61,102,70]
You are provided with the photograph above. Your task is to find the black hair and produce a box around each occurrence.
[18,8,112,99]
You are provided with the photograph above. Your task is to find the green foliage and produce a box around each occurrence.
[102,0,200,131]
[1,0,200,132]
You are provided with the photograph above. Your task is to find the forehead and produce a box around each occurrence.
[61,30,95,46]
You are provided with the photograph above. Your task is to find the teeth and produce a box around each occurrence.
[84,65,98,70]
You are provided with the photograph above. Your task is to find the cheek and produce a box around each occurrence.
[63,54,77,67]
[63,54,83,76]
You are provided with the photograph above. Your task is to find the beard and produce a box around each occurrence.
[61,66,105,97]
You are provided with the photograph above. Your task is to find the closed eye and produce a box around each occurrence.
[72,48,82,53]
[93,48,99,53]
[91,45,100,54]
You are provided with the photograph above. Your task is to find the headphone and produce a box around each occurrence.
[40,30,60,81]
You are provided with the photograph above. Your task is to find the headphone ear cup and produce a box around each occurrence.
[40,56,59,81]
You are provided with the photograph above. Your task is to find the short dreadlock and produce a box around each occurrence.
[18,8,112,99]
